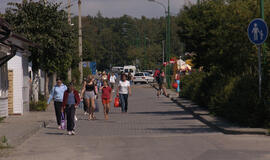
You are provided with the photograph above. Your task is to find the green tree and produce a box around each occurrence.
[5,0,77,78]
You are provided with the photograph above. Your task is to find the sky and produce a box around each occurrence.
[0,0,196,18]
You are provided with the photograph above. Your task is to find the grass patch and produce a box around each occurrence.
[0,117,4,123]
[0,136,12,149]
[30,101,47,111]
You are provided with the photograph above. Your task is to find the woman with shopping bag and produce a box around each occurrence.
[62,83,80,135]
[117,74,132,113]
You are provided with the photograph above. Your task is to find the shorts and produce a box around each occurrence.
[158,83,164,90]
[84,91,95,99]
[102,98,110,104]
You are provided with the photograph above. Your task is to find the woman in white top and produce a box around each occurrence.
[117,74,132,113]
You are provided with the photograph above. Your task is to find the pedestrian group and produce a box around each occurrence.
[47,72,132,135]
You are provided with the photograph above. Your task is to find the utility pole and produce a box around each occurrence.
[166,0,171,88]
[67,0,72,82]
[162,40,165,64]
[78,0,83,83]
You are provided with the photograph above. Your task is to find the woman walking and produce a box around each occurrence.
[117,74,132,113]
[175,70,180,97]
[47,78,67,129]
[81,75,97,120]
[157,69,168,97]
[101,80,112,120]
[61,83,80,135]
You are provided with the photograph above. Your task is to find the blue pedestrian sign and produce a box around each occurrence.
[90,62,96,75]
[248,18,268,45]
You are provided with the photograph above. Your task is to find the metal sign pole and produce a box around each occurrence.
[248,18,268,99]
[258,45,262,98]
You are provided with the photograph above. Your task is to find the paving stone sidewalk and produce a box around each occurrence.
[150,83,269,135]
[0,103,55,148]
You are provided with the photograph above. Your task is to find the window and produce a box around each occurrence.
[135,73,143,76]
[124,69,128,73]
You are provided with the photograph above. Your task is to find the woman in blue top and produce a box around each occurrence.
[47,78,67,129]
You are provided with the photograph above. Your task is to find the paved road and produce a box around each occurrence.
[3,85,270,160]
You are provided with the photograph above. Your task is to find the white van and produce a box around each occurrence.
[123,65,136,76]
[111,66,123,73]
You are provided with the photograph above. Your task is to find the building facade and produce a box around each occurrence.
[0,17,34,117]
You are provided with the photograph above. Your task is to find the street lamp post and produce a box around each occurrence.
[148,0,171,87]
[260,0,264,19]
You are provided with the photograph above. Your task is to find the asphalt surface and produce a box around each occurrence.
[3,84,270,160]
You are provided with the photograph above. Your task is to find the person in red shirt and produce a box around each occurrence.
[153,68,160,80]
[101,80,112,120]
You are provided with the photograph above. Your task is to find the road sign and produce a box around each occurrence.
[248,18,268,45]
[247,18,268,98]
[90,62,96,75]
[83,62,87,68]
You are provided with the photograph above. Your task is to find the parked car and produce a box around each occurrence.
[143,72,154,83]
[143,70,154,77]
[133,72,149,84]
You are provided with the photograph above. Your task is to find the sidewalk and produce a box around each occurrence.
[0,103,55,147]
[150,83,268,135]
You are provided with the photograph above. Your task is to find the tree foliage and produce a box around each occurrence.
[72,14,183,71]
[5,0,77,76]
[178,0,270,127]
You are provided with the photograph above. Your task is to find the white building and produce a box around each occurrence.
[8,51,31,115]
[0,18,34,117]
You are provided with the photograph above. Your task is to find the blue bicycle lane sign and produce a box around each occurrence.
[248,18,268,45]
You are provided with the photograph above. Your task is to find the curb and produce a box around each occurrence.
[150,83,268,135]
[9,120,52,147]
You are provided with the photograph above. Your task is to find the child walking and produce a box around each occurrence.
[62,83,80,135]
[101,80,112,120]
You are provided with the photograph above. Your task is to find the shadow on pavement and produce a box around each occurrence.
[45,126,59,130]
[131,111,189,116]
[147,127,217,134]
[45,132,65,135]
[170,117,195,120]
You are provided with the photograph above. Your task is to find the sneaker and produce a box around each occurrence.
[71,130,75,135]
[84,112,88,115]
[58,126,61,130]
[68,131,72,135]
[75,115,78,121]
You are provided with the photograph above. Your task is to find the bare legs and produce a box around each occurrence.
[89,98,96,120]
[157,84,167,97]
[103,103,110,120]
[85,98,96,120]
